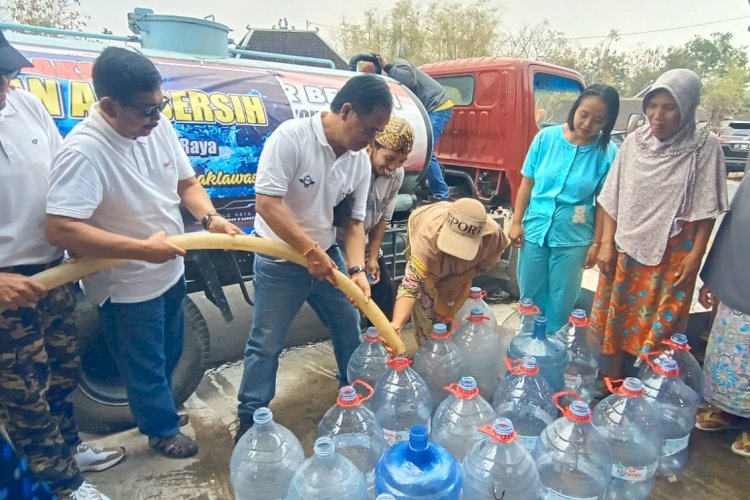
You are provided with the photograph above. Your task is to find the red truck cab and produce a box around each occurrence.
[421,57,585,207]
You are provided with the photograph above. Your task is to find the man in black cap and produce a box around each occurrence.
[0,31,122,500]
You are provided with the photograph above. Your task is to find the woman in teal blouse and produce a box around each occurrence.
[509,84,620,332]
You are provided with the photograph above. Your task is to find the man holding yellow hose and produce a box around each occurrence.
[1,33,124,500]
[235,75,392,441]
[45,48,241,460]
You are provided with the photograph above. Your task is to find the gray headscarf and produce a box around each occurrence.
[598,69,729,265]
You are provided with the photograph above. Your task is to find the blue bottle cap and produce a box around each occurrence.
[408,425,429,451]
[521,356,538,369]
[432,323,448,334]
[470,307,484,315]
[519,297,534,307]
[571,309,587,319]
[493,418,514,436]
[364,327,380,339]
[569,401,591,418]
[670,333,688,345]
[459,376,477,391]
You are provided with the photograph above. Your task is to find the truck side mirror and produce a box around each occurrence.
[626,113,646,135]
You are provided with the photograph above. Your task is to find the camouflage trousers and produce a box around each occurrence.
[0,276,83,496]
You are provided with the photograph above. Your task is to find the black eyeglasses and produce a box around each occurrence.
[125,95,170,118]
[1,69,20,80]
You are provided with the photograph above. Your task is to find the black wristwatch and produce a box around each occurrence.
[348,265,366,275]
[201,211,221,230]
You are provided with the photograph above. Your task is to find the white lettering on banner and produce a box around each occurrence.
[662,434,690,456]
[518,434,538,454]
[543,488,598,500]
[179,138,218,158]
[611,463,655,482]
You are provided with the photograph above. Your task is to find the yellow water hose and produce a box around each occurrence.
[1,234,406,354]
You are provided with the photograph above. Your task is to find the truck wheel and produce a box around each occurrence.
[72,293,211,434]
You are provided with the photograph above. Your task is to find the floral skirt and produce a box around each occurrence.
[591,224,697,357]
[703,303,750,418]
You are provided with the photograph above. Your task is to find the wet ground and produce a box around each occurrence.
[81,299,749,499]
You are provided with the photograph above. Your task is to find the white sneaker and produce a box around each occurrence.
[74,443,126,472]
[68,481,110,500]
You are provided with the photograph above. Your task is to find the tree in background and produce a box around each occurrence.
[0,0,87,30]
[334,4,749,124]
[336,0,500,65]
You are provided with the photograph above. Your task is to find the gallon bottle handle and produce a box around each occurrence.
[443,381,479,399]
[552,390,580,414]
[444,317,460,335]
[662,337,691,351]
[505,357,539,375]
[478,424,517,444]
[351,379,375,404]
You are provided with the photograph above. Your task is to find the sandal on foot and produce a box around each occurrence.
[148,433,198,458]
[695,410,746,432]
[731,431,750,458]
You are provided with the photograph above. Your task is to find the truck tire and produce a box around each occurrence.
[72,293,211,434]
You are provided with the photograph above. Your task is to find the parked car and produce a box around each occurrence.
[719,121,750,173]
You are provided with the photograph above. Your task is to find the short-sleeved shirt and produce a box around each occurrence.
[364,168,404,233]
[0,89,63,267]
[521,125,617,247]
[254,113,370,250]
[47,105,195,305]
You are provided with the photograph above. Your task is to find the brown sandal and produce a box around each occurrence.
[731,431,750,458]
[148,432,198,458]
[695,410,747,432]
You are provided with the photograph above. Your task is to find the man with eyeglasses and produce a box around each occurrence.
[0,32,124,500]
[46,47,242,460]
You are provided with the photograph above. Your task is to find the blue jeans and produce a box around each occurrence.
[426,108,453,200]
[517,242,588,333]
[99,278,185,438]
[237,246,362,420]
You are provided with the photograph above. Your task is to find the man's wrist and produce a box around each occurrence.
[348,265,366,275]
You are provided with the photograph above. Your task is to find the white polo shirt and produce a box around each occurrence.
[46,105,195,304]
[254,113,370,250]
[0,89,63,267]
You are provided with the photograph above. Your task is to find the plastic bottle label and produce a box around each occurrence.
[382,421,431,446]
[564,372,597,390]
[382,428,410,445]
[517,434,538,453]
[662,434,690,456]
[611,463,655,482]
[543,487,598,500]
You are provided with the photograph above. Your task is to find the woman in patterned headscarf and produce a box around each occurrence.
[591,68,729,384]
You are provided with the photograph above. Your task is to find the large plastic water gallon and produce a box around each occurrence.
[507,317,567,392]
[638,333,703,397]
[462,418,541,500]
[230,407,305,500]
[286,437,367,499]
[492,357,557,455]
[640,356,699,477]
[431,376,496,461]
[497,298,541,381]
[371,357,432,446]
[534,396,613,500]
[347,327,391,390]
[454,308,500,398]
[375,425,462,499]
[412,323,467,411]
[316,383,387,497]
[591,378,662,500]
[456,286,498,329]
[554,310,601,402]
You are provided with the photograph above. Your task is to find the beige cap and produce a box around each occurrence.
[436,198,487,260]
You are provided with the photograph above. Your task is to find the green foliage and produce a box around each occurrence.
[1,0,88,31]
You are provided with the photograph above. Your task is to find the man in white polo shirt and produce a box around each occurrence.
[235,74,392,440]
[45,47,241,460]
[0,32,123,500]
